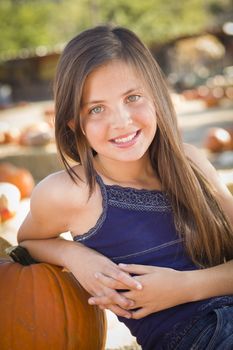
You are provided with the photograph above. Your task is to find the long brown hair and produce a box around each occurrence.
[54,25,233,268]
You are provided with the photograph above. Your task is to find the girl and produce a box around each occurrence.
[17,26,233,349]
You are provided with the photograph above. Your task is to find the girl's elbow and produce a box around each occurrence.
[17,228,27,244]
[17,222,33,244]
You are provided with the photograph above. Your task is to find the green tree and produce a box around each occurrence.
[0,0,232,58]
[0,0,88,57]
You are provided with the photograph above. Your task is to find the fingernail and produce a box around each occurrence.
[124,314,131,319]
[94,272,100,279]
[119,263,127,267]
[136,282,142,290]
[88,299,95,305]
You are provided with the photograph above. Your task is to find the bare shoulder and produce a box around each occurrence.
[183,142,223,178]
[18,165,90,241]
[32,165,89,210]
[183,143,208,168]
[183,143,233,201]
[183,143,221,182]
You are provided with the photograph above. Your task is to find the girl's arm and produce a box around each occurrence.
[90,258,233,319]
[116,260,233,319]
[19,236,137,318]
[17,172,141,318]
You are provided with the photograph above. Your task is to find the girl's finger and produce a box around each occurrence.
[96,303,132,318]
[106,305,132,319]
[89,290,135,309]
[119,291,141,310]
[94,272,130,290]
[119,263,153,275]
[131,307,148,319]
[105,268,143,290]
[120,290,137,300]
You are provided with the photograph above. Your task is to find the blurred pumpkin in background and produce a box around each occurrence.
[19,122,54,146]
[0,182,20,222]
[0,162,35,198]
[0,122,20,145]
[204,127,233,153]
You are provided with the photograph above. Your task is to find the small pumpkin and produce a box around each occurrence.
[0,122,20,144]
[204,127,233,153]
[0,182,21,222]
[19,122,53,146]
[0,162,35,198]
[182,89,199,101]
[0,257,107,350]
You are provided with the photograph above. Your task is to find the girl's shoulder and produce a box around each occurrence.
[183,142,202,161]
[183,143,233,200]
[184,142,217,171]
[183,142,219,182]
[18,165,94,240]
[31,165,90,213]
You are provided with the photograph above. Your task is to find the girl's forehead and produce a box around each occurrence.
[82,60,149,101]
[86,60,142,84]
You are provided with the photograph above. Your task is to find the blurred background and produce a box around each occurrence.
[0,1,233,349]
[0,0,233,103]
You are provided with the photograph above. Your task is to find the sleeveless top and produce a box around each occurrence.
[73,174,233,349]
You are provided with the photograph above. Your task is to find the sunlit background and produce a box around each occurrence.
[0,1,233,349]
[0,0,233,102]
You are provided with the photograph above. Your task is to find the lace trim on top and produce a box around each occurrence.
[105,183,172,211]
[73,174,171,242]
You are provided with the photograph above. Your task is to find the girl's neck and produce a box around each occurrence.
[94,155,161,190]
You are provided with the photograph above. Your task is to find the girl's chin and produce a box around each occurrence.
[105,151,148,163]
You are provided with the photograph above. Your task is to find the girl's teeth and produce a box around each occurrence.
[114,132,137,143]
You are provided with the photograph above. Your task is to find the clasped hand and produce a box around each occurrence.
[87,261,189,319]
[69,247,142,319]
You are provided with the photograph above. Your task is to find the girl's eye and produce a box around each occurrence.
[89,106,103,114]
[127,95,140,103]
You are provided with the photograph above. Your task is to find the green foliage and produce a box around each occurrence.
[0,0,88,56]
[0,0,232,57]
[96,0,208,43]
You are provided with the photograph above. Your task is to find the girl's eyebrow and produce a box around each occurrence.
[82,99,105,107]
[82,87,143,107]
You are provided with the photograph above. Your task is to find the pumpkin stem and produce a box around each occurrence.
[5,246,38,265]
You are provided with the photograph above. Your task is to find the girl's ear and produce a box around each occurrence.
[67,119,75,131]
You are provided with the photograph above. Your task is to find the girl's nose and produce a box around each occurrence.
[111,106,132,128]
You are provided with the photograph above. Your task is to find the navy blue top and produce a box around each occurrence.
[73,174,233,349]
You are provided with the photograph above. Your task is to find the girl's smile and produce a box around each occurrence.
[80,60,157,165]
[109,130,141,148]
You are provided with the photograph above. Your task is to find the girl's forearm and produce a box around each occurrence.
[18,237,141,311]
[185,260,233,302]
[18,237,89,269]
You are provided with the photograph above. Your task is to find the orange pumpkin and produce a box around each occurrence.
[0,182,21,222]
[204,127,233,153]
[0,259,107,350]
[0,162,35,198]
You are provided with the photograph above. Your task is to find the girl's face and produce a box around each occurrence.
[80,60,157,164]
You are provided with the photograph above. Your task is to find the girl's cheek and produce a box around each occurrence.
[133,101,155,116]
[85,120,106,138]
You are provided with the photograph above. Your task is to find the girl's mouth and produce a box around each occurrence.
[109,130,141,147]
